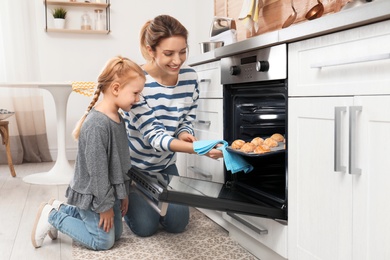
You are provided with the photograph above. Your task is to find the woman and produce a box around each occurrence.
[122,14,223,237]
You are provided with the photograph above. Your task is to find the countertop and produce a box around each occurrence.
[188,0,390,66]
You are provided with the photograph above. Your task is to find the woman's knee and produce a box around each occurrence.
[162,204,189,233]
[124,192,160,237]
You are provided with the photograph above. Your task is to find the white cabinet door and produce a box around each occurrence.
[288,97,354,260]
[289,95,390,260]
[353,95,390,260]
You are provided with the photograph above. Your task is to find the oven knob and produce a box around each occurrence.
[256,61,270,72]
[230,66,241,76]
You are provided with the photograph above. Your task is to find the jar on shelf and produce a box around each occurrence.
[94,9,105,30]
[81,12,92,30]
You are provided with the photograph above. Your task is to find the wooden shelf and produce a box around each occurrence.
[46,28,110,34]
[44,0,110,33]
[45,1,109,8]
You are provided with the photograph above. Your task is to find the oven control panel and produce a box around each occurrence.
[221,44,287,84]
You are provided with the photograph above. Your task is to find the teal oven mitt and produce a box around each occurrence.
[193,140,253,174]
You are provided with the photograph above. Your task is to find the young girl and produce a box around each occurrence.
[31,56,145,250]
[122,15,223,237]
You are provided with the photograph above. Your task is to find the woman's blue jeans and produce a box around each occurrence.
[124,164,189,237]
[48,199,123,251]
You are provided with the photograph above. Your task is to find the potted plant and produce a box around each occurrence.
[52,7,67,29]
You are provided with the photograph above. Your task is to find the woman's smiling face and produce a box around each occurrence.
[151,36,187,76]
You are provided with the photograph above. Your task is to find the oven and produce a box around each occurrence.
[128,44,287,222]
[221,44,288,219]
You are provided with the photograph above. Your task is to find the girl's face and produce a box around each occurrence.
[117,76,145,112]
[150,36,187,76]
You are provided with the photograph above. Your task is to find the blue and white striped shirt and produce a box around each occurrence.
[123,66,199,172]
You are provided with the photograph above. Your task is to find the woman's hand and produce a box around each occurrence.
[206,148,223,159]
[178,132,197,142]
[121,197,129,217]
[99,208,115,232]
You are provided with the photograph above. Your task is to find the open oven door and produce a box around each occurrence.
[128,167,287,221]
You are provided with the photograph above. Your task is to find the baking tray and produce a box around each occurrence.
[226,142,285,157]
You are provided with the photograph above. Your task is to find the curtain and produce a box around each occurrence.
[0,0,52,164]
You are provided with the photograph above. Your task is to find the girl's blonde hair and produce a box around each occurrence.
[140,14,188,61]
[72,56,145,140]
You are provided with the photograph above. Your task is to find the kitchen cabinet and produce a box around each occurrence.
[179,60,228,227]
[223,212,287,259]
[44,0,110,34]
[187,98,224,183]
[185,60,224,183]
[288,20,390,260]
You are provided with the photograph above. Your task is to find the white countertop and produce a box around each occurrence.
[188,0,390,65]
[0,82,71,87]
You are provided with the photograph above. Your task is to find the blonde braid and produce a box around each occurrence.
[72,84,102,140]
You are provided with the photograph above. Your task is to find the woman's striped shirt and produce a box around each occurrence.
[122,66,199,172]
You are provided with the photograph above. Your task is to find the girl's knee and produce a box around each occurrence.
[97,236,115,251]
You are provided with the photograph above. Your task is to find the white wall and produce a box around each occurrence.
[33,0,214,159]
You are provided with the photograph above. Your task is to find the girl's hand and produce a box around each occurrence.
[121,197,129,217]
[99,208,115,232]
[178,132,197,142]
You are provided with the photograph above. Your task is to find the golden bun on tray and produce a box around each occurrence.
[253,145,271,154]
[231,139,245,149]
[251,137,264,146]
[264,138,278,147]
[240,142,256,153]
[270,133,284,142]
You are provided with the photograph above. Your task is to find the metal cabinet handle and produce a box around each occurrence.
[334,107,346,173]
[349,106,362,175]
[187,166,212,179]
[311,53,390,68]
[200,79,211,83]
[193,119,211,125]
[227,212,268,235]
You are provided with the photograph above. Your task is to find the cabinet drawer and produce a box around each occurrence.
[189,98,224,183]
[289,20,390,97]
[186,152,224,183]
[192,61,222,98]
[223,212,287,258]
[194,99,223,136]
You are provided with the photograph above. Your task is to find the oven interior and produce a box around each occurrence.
[223,80,288,211]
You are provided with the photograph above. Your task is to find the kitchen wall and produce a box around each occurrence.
[32,0,214,159]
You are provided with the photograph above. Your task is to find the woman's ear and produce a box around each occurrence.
[146,45,155,60]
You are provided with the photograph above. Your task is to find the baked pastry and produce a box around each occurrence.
[240,142,256,153]
[231,139,245,149]
[264,138,278,147]
[271,133,284,142]
[251,137,264,146]
[253,145,271,154]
